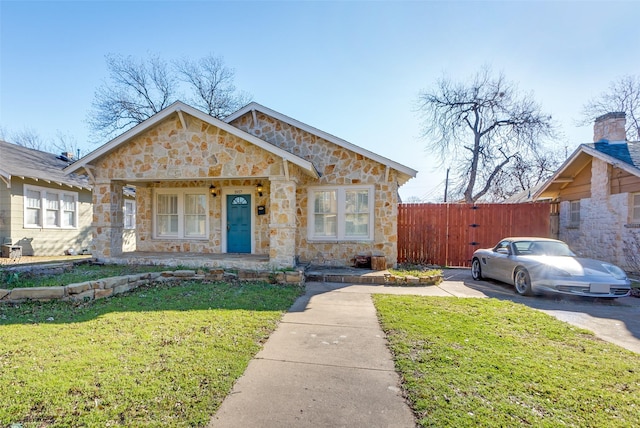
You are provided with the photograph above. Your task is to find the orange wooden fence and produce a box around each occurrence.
[397,202,552,267]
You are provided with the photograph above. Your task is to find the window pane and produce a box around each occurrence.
[46,209,59,226]
[26,208,40,225]
[63,211,75,227]
[46,193,59,210]
[185,194,206,214]
[62,195,75,227]
[124,201,135,229]
[314,214,336,237]
[157,194,178,214]
[157,194,178,236]
[633,194,640,222]
[345,213,369,237]
[184,195,206,236]
[312,190,338,238]
[158,215,178,235]
[185,215,205,236]
[62,195,75,210]
[570,201,580,224]
[26,190,41,208]
[345,190,368,213]
[314,191,336,214]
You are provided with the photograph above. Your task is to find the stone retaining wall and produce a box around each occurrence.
[0,269,305,304]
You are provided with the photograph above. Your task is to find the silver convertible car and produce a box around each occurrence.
[471,237,631,297]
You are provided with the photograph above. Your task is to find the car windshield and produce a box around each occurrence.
[514,240,576,257]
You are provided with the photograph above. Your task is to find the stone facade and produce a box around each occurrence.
[552,112,640,271]
[230,111,402,267]
[82,103,413,269]
[560,158,638,270]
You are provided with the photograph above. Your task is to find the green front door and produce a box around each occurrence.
[227,194,251,253]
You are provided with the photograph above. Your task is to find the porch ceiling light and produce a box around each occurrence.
[256,183,263,197]
[209,184,217,197]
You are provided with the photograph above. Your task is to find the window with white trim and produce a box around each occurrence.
[308,186,374,241]
[124,200,136,229]
[154,189,208,239]
[24,185,77,228]
[569,200,580,226]
[632,193,640,223]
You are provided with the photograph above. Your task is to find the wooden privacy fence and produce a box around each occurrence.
[397,202,552,267]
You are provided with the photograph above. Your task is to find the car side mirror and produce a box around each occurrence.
[496,248,509,255]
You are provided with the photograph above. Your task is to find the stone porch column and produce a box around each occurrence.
[268,177,297,268]
[92,180,124,260]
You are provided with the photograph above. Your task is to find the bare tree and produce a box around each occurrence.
[485,147,563,201]
[9,127,48,151]
[417,67,556,203]
[51,131,87,159]
[582,75,640,141]
[88,53,178,140]
[88,53,252,142]
[175,54,251,118]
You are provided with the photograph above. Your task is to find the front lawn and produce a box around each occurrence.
[374,295,640,427]
[0,280,302,427]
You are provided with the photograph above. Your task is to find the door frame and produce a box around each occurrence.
[221,186,256,254]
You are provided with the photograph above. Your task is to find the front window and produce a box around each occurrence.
[632,193,640,223]
[569,200,580,226]
[154,189,208,239]
[308,186,374,241]
[24,185,77,229]
[313,190,337,237]
[184,194,206,237]
[25,189,42,226]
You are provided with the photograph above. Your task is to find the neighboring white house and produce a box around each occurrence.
[0,141,93,256]
[535,112,640,271]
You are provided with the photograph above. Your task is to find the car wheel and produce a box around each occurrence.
[471,258,483,280]
[514,268,533,296]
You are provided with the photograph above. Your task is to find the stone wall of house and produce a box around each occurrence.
[89,109,405,268]
[231,112,401,268]
[92,116,282,182]
[90,115,280,258]
[559,158,633,268]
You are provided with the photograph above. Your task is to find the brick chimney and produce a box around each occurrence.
[593,112,626,144]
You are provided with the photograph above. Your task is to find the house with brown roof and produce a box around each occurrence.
[535,112,640,271]
[0,141,93,256]
[65,101,417,269]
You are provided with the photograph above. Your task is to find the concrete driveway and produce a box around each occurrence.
[441,268,640,354]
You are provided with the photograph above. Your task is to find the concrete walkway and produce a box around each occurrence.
[208,276,482,428]
[208,270,640,427]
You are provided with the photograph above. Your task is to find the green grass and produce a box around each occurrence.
[1,263,169,289]
[374,295,640,427]
[0,280,302,427]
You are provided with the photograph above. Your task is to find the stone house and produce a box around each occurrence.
[64,101,417,269]
[534,112,640,271]
[0,141,93,256]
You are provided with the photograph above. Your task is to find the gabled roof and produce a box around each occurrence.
[65,101,319,179]
[0,140,91,190]
[225,102,418,185]
[533,141,640,199]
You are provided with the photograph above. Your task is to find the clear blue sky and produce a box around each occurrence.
[1,0,639,201]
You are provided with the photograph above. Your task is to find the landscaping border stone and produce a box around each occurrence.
[0,269,305,304]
